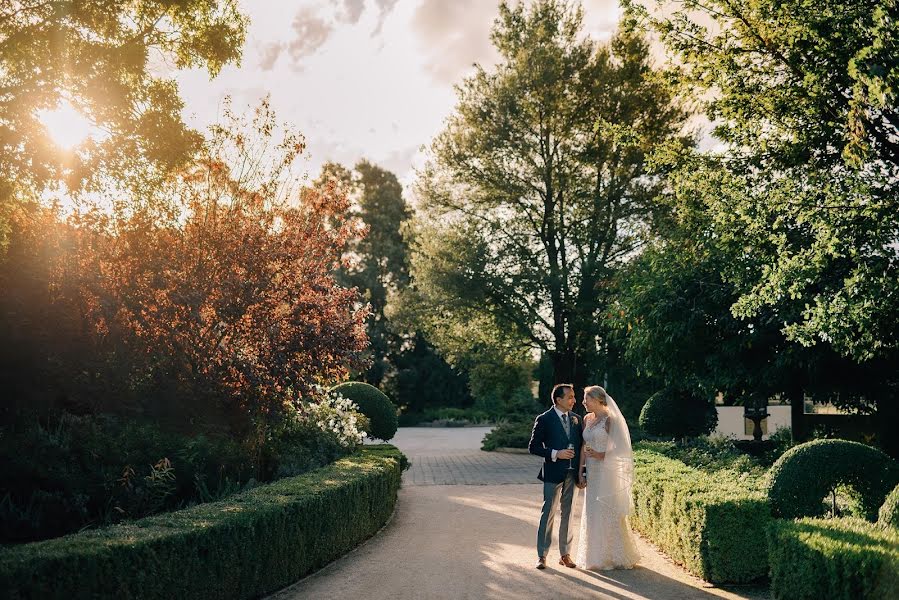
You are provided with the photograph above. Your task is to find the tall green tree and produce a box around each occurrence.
[410,0,690,394]
[625,0,899,361]
[315,160,472,412]
[625,0,899,452]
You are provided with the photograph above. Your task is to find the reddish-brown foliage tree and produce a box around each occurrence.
[0,100,369,435]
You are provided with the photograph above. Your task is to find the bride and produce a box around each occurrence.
[575,385,640,570]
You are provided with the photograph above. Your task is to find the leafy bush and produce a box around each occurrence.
[1,104,368,436]
[878,483,899,530]
[0,413,253,543]
[330,382,397,441]
[637,436,764,479]
[768,517,899,600]
[765,439,899,521]
[0,446,407,600]
[631,448,771,583]
[481,419,534,451]
[638,388,718,438]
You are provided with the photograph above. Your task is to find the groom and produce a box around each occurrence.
[528,383,585,570]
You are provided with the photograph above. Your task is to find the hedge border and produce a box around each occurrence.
[631,447,771,583]
[768,517,899,600]
[0,445,408,600]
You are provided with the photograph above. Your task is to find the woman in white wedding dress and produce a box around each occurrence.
[575,385,640,571]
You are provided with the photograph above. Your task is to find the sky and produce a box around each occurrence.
[173,0,625,189]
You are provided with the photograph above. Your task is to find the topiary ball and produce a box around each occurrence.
[879,483,899,530]
[331,382,398,442]
[765,439,899,521]
[638,388,717,438]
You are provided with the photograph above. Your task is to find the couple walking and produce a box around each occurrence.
[528,384,640,571]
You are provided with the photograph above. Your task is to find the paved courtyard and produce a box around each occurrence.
[270,427,770,600]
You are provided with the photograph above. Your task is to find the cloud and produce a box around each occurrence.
[372,0,400,36]
[339,0,366,24]
[258,42,287,71]
[288,6,334,65]
[411,0,500,84]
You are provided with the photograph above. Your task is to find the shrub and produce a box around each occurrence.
[631,448,770,583]
[481,419,534,451]
[0,413,253,543]
[765,439,899,521]
[879,483,899,530]
[330,382,397,441]
[637,436,764,478]
[768,517,899,600]
[0,446,407,600]
[638,388,717,438]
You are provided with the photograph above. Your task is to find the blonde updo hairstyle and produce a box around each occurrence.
[584,385,609,413]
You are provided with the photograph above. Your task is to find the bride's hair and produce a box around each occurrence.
[584,385,608,405]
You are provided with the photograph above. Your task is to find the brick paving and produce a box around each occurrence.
[381,426,544,486]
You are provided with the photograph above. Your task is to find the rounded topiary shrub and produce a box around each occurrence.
[638,388,718,438]
[331,382,397,441]
[766,439,899,521]
[879,483,899,530]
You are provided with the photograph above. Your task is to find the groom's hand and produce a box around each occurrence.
[576,477,587,489]
[557,448,575,460]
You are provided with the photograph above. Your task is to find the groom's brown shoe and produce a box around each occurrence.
[536,557,547,570]
[559,554,576,568]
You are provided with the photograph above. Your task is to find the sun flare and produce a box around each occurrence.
[36,100,102,149]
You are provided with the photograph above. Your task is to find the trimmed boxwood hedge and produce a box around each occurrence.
[631,447,771,583]
[638,389,718,438]
[331,381,398,441]
[768,517,899,600]
[0,445,408,600]
[879,483,899,530]
[765,439,899,521]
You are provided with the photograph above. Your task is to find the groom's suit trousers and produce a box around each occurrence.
[537,472,576,558]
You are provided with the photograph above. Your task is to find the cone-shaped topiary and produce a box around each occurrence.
[766,439,899,521]
[331,382,397,441]
[638,388,718,438]
[879,483,899,530]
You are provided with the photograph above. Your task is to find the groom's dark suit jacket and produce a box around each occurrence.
[528,407,583,484]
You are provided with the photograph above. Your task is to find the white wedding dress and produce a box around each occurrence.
[575,413,640,570]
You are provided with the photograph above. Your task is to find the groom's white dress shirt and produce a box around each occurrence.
[550,405,571,462]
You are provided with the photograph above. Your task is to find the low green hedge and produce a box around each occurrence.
[768,517,899,600]
[631,447,771,583]
[0,445,408,600]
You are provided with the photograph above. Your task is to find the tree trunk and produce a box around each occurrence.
[876,395,899,459]
[789,384,806,443]
[550,349,588,414]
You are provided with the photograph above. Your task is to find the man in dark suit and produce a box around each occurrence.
[528,383,585,570]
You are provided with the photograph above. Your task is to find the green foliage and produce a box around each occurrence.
[406,0,690,393]
[765,439,899,521]
[624,0,899,363]
[481,419,534,451]
[631,448,770,583]
[1,0,247,194]
[0,413,253,543]
[331,382,398,442]
[768,517,899,600]
[638,389,718,438]
[637,436,765,477]
[0,446,406,600]
[879,484,899,530]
